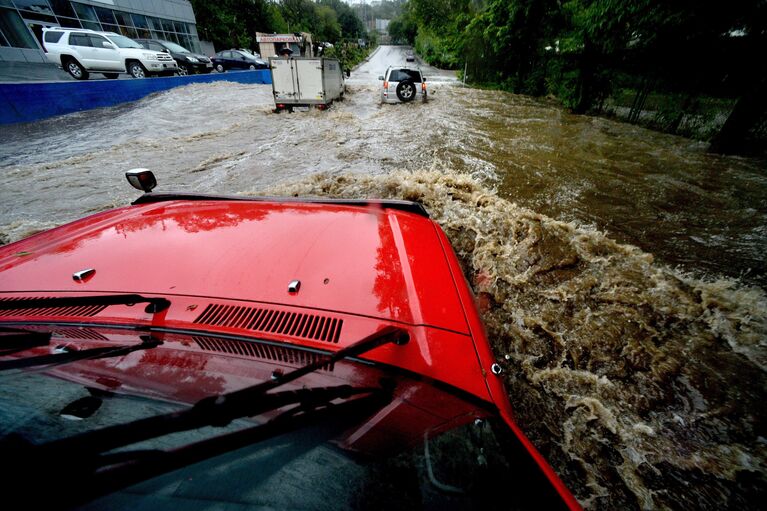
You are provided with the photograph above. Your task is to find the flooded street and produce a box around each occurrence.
[1,46,766,509]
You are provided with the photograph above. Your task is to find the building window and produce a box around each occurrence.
[0,7,39,48]
[47,0,74,18]
[12,0,54,16]
[92,5,114,26]
[56,16,80,28]
[71,2,96,23]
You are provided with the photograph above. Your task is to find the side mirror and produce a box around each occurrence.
[126,169,157,192]
[102,41,114,49]
[378,75,384,80]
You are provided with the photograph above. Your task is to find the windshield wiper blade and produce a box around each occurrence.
[41,325,409,456]
[3,327,408,507]
[0,335,162,371]
[0,327,51,356]
[0,294,171,313]
[9,383,390,509]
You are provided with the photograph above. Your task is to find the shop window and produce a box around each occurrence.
[0,7,38,48]
[56,16,80,28]
[131,13,148,29]
[92,6,113,26]
[48,0,73,17]
[119,25,137,38]
[146,16,161,31]
[71,2,97,23]
[12,0,53,16]
[112,10,130,26]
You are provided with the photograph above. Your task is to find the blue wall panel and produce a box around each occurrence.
[0,70,271,125]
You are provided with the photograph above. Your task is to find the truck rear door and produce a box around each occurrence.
[294,59,324,102]
[270,58,298,101]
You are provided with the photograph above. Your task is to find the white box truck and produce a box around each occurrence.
[269,57,345,112]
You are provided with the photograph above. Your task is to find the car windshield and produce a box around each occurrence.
[105,34,142,49]
[388,69,422,82]
[161,41,191,53]
[0,325,565,510]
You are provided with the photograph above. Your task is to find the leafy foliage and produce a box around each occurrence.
[388,0,766,149]
[191,0,372,51]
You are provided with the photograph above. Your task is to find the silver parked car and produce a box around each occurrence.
[379,66,427,104]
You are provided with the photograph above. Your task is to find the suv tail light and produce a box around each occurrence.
[383,81,389,89]
[421,82,426,91]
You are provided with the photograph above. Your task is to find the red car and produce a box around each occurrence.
[0,171,579,510]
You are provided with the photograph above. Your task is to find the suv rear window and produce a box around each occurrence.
[388,69,422,82]
[43,31,64,43]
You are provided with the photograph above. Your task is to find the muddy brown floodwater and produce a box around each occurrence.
[0,46,765,509]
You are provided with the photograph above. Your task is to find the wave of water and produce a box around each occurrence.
[256,170,767,510]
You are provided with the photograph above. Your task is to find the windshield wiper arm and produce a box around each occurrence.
[0,294,171,313]
[0,335,162,371]
[41,325,409,456]
[10,383,391,509]
[3,327,408,507]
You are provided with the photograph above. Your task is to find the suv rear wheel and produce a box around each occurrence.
[65,58,88,80]
[127,61,146,79]
[396,80,416,102]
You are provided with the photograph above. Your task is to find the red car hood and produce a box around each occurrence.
[0,200,468,334]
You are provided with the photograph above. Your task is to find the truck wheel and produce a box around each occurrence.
[128,61,146,79]
[103,73,119,79]
[65,58,88,80]
[396,80,415,102]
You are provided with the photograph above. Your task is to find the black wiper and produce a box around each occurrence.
[43,325,408,454]
[0,335,162,371]
[2,326,408,507]
[0,294,171,313]
[0,326,51,356]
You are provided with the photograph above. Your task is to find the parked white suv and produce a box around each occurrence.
[379,67,427,104]
[99,32,178,78]
[42,28,124,80]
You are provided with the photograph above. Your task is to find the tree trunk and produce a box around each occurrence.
[709,76,767,155]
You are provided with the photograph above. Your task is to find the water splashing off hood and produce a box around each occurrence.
[254,169,767,510]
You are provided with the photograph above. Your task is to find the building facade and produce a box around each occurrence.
[0,0,200,63]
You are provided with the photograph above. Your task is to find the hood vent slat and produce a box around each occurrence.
[0,297,106,318]
[193,304,343,343]
[193,335,334,370]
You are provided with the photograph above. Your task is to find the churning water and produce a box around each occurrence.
[0,46,765,508]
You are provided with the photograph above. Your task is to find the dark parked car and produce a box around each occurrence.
[212,49,268,73]
[134,38,212,75]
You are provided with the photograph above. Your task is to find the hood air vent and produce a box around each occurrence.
[193,304,343,343]
[193,336,333,370]
[0,297,106,318]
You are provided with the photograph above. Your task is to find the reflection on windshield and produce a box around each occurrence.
[107,35,142,49]
[162,41,191,53]
[0,325,566,510]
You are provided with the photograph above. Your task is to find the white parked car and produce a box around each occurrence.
[379,66,427,104]
[42,28,124,80]
[98,32,178,78]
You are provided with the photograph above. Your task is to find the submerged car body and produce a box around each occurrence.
[0,175,580,510]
